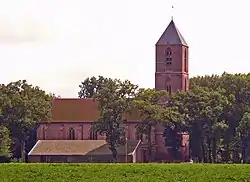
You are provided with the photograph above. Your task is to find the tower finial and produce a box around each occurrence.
[171,5,174,21]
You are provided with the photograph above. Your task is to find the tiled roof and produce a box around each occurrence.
[87,140,140,155]
[156,20,188,46]
[28,140,141,156]
[51,98,141,122]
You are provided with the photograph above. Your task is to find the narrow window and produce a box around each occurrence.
[165,84,172,94]
[90,130,98,140]
[69,128,75,140]
[42,127,46,140]
[184,49,187,72]
[165,48,172,65]
[184,79,187,91]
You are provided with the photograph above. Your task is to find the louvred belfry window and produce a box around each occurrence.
[165,48,172,65]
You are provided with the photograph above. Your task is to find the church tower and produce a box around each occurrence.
[155,20,189,93]
[154,20,190,162]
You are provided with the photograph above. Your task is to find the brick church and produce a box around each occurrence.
[28,19,190,163]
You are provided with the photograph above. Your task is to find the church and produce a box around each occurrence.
[28,19,190,163]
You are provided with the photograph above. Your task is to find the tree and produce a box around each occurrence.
[0,86,12,162]
[168,86,228,162]
[0,80,52,162]
[236,112,250,163]
[132,88,168,161]
[78,76,108,98]
[91,78,138,161]
[190,73,250,163]
[0,125,11,162]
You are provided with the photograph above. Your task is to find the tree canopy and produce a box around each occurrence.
[79,73,250,163]
[0,80,53,162]
[2,72,250,164]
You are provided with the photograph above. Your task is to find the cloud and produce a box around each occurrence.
[0,15,51,44]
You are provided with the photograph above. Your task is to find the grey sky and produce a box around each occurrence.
[1,0,249,97]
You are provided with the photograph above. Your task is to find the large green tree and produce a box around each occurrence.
[89,78,138,161]
[236,112,250,163]
[168,86,228,162]
[0,80,53,162]
[189,73,250,163]
[132,88,168,161]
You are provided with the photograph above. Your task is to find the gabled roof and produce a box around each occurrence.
[28,140,141,156]
[50,98,141,122]
[156,20,188,46]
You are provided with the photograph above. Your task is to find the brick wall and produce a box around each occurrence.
[37,122,141,141]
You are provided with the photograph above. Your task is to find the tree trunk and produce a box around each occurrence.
[21,140,26,162]
[111,148,118,162]
[109,140,118,162]
[232,128,241,163]
[212,137,217,163]
[202,141,206,163]
[207,136,212,163]
[222,142,230,163]
[241,137,247,163]
[147,127,152,162]
[197,137,203,162]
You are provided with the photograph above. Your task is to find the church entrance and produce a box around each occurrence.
[142,150,148,163]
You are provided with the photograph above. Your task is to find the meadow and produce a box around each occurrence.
[0,163,250,182]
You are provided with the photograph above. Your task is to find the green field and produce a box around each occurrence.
[0,163,250,182]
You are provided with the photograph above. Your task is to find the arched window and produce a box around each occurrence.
[69,128,75,140]
[166,85,172,94]
[184,49,187,72]
[90,130,98,140]
[165,48,172,65]
[165,80,172,94]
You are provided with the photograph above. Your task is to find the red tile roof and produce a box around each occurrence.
[51,98,141,122]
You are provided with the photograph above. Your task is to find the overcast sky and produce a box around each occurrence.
[1,0,249,97]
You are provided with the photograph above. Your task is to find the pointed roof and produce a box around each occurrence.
[156,20,188,46]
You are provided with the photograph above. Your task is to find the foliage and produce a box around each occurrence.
[2,71,250,164]
[1,164,250,181]
[0,80,53,162]
[85,77,138,161]
[132,88,169,161]
[186,73,250,163]
[78,76,108,98]
[168,86,229,162]
[79,73,250,163]
[236,112,250,163]
[0,125,11,158]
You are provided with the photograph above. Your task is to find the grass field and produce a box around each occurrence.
[0,163,250,182]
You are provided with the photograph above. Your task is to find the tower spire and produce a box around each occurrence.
[171,5,174,21]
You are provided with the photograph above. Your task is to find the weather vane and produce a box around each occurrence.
[171,5,174,20]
